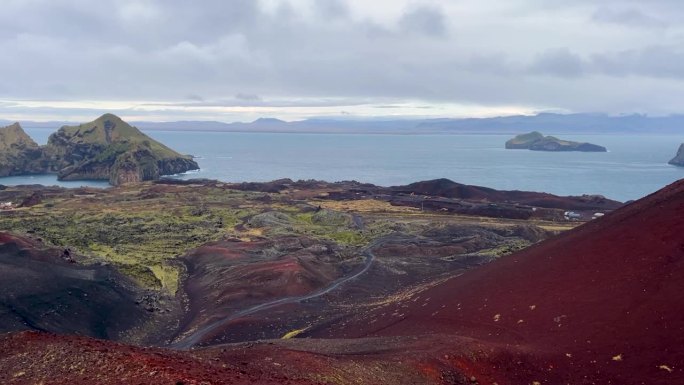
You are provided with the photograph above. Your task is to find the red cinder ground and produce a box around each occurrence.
[0,331,320,385]
[309,179,684,384]
[2,179,684,384]
[176,237,342,345]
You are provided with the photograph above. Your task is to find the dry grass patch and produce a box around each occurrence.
[315,199,420,213]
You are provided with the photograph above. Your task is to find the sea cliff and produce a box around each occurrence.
[0,114,199,185]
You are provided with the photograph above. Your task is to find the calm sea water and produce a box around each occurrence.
[3,128,684,202]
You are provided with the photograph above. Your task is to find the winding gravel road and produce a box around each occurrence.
[171,236,393,350]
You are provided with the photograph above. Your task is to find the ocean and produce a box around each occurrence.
[3,128,684,202]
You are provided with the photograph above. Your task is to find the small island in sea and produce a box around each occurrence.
[505,131,607,152]
[0,113,198,185]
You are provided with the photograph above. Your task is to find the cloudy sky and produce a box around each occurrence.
[1,0,684,122]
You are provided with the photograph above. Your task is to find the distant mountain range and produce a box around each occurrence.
[4,113,684,134]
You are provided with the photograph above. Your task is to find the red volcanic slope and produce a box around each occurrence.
[0,331,319,385]
[177,238,340,344]
[0,233,60,261]
[314,179,684,384]
[2,180,682,384]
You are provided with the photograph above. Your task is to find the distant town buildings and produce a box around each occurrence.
[564,211,581,220]
[563,211,605,221]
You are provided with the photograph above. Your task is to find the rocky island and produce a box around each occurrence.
[668,143,684,166]
[0,122,44,176]
[506,131,607,152]
[0,114,199,185]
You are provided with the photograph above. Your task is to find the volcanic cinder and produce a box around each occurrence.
[0,177,682,384]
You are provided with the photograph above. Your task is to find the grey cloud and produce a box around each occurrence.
[235,93,262,101]
[592,46,684,79]
[0,0,260,48]
[399,6,448,37]
[529,49,585,78]
[137,98,373,109]
[314,0,350,19]
[466,53,518,76]
[592,7,666,28]
[1,0,684,119]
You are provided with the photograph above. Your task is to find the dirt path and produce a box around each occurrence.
[170,236,394,350]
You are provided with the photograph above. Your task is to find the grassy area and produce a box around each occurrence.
[258,209,376,246]
[0,123,38,151]
[0,185,261,293]
[316,199,420,213]
[0,183,576,294]
[53,114,188,160]
[0,185,396,292]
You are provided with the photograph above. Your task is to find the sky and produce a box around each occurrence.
[1,0,684,122]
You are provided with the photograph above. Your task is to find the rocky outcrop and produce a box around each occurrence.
[506,131,607,152]
[668,144,684,166]
[158,157,201,176]
[0,114,199,185]
[109,146,161,185]
[41,114,199,185]
[0,123,46,176]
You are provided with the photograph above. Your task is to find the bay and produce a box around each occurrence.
[4,128,684,202]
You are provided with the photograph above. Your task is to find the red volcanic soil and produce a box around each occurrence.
[0,331,318,385]
[1,331,462,384]
[176,237,342,345]
[3,179,683,384]
[183,238,339,305]
[0,232,61,261]
[309,179,684,384]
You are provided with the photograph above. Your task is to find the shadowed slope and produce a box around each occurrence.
[0,233,154,342]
